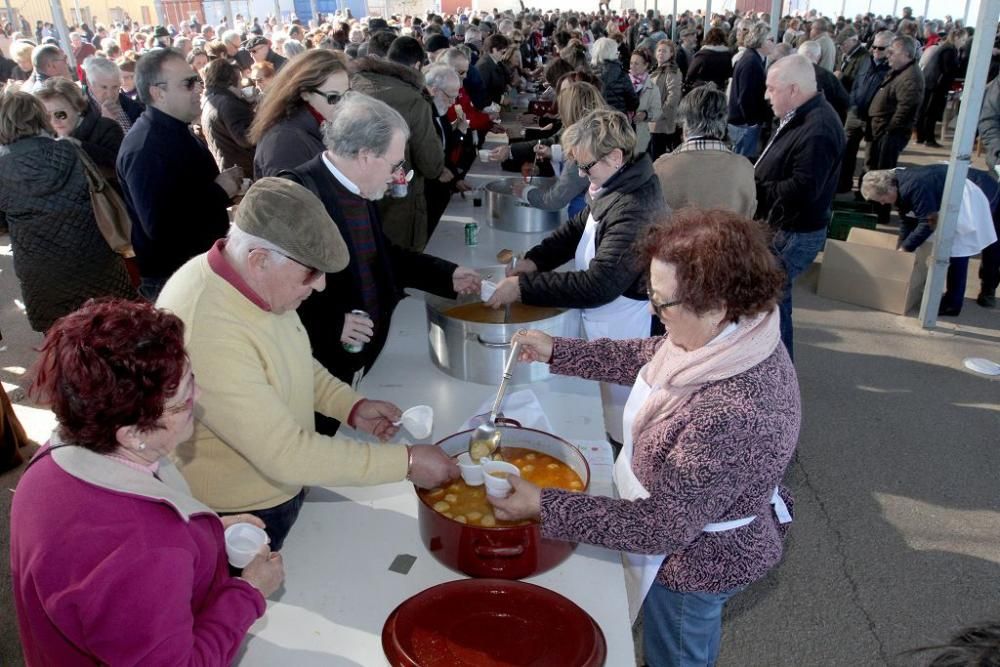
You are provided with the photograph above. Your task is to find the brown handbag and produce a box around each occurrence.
[72,144,135,257]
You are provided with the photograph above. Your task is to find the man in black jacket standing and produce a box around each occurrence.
[755,54,846,359]
[838,29,892,193]
[476,33,511,106]
[117,48,242,300]
[281,93,480,435]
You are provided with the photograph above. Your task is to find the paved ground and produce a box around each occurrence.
[0,140,997,666]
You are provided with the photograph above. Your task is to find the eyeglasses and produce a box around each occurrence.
[154,74,203,90]
[388,157,406,174]
[576,155,605,175]
[311,88,346,105]
[871,45,887,51]
[647,289,682,315]
[254,247,324,285]
[50,110,69,121]
[163,374,197,416]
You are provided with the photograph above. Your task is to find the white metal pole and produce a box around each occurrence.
[922,0,929,21]
[892,0,898,17]
[840,0,846,18]
[771,0,780,37]
[49,0,74,70]
[963,0,972,24]
[704,0,712,33]
[919,0,1000,327]
[672,0,678,40]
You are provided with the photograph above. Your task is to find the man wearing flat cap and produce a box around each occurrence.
[157,178,459,550]
[245,35,287,72]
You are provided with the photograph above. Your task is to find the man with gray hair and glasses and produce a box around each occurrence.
[654,84,756,217]
[838,29,893,194]
[82,55,143,133]
[282,92,481,436]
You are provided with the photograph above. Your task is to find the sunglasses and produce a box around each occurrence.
[647,289,682,316]
[871,45,887,51]
[50,110,69,121]
[311,88,346,105]
[256,248,324,285]
[154,74,203,90]
[576,156,605,175]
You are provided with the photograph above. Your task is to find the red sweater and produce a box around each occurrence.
[11,444,265,665]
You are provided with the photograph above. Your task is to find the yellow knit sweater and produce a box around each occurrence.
[157,253,408,513]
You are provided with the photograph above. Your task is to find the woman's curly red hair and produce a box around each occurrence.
[638,208,785,321]
[28,299,187,453]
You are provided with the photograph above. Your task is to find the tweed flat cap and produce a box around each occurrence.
[235,178,349,274]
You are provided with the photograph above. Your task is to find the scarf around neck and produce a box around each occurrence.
[630,308,780,445]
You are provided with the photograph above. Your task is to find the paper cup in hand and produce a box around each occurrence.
[395,405,434,439]
[224,523,269,568]
[480,280,498,302]
[479,149,491,163]
[483,460,520,498]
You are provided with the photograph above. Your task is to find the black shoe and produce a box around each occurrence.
[925,140,943,148]
[938,304,962,317]
[977,292,997,308]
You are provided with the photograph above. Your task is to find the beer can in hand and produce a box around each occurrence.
[343,309,369,353]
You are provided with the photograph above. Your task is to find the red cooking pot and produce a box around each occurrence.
[416,421,591,580]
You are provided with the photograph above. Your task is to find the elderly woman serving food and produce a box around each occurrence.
[486,108,666,445]
[489,208,800,666]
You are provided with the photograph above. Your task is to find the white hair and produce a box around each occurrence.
[221,29,241,45]
[797,40,822,64]
[424,63,461,90]
[591,37,620,65]
[226,225,293,266]
[82,55,121,83]
[283,39,305,58]
[770,53,818,95]
[861,169,897,200]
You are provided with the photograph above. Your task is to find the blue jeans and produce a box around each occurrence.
[728,123,761,158]
[220,488,307,552]
[771,227,828,361]
[643,583,744,667]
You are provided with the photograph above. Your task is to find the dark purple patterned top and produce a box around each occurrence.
[541,335,801,593]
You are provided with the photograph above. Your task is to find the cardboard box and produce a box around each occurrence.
[966,258,982,300]
[817,228,932,315]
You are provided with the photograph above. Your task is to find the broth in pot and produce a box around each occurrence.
[444,303,564,324]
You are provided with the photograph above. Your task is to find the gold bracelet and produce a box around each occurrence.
[405,444,414,481]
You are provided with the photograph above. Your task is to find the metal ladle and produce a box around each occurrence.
[468,338,522,461]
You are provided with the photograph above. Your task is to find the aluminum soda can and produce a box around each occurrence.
[342,309,369,353]
[464,222,479,246]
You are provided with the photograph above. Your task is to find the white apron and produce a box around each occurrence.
[574,213,651,442]
[612,365,793,623]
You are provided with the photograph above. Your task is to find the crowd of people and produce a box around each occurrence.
[1,3,999,665]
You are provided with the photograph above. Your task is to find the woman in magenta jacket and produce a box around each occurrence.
[10,299,285,665]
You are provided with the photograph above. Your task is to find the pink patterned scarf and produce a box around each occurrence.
[630,308,781,444]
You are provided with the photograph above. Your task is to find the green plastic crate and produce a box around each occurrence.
[831,198,875,214]
[828,211,878,241]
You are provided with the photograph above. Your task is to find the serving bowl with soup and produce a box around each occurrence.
[416,421,590,579]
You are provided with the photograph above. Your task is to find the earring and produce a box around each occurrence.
[138,442,147,451]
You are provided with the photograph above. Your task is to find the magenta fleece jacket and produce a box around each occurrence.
[10,444,265,665]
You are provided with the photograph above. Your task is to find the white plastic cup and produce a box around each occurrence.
[457,452,484,486]
[399,405,433,439]
[224,523,268,569]
[482,460,521,498]
[479,149,491,163]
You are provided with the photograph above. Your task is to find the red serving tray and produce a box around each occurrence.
[382,579,606,667]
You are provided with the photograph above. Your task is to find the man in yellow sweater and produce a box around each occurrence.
[158,178,458,549]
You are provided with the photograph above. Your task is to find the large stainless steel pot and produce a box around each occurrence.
[416,421,591,579]
[425,294,580,385]
[485,177,568,233]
